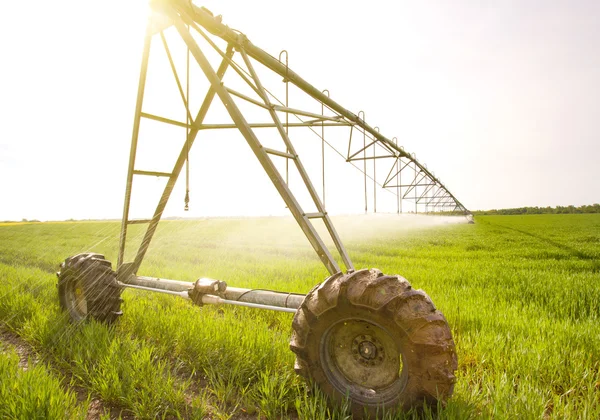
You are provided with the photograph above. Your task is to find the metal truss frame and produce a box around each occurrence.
[117,0,470,278]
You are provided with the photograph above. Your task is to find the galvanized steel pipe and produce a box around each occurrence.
[125,274,305,311]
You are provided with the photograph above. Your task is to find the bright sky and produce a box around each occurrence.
[1,0,599,221]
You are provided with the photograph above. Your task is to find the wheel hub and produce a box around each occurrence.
[359,341,376,359]
[322,319,403,399]
[69,278,88,318]
[352,334,384,365]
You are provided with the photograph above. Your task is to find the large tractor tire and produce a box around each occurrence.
[290,269,457,418]
[57,253,123,324]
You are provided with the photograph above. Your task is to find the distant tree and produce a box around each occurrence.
[473,204,600,215]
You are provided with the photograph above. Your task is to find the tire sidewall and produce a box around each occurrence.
[57,254,122,324]
[304,298,421,414]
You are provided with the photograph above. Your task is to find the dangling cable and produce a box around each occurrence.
[184,24,190,211]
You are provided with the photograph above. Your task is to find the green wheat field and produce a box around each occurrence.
[0,214,599,419]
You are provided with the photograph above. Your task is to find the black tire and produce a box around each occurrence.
[290,269,457,418]
[57,253,123,324]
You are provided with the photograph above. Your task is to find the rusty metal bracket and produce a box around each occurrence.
[188,277,227,305]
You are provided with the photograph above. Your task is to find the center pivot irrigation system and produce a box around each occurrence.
[58,0,468,416]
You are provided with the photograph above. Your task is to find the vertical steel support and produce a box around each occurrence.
[399,161,402,213]
[279,50,289,185]
[126,43,235,276]
[174,21,344,274]
[322,89,329,207]
[184,27,191,211]
[373,127,379,213]
[373,140,376,213]
[396,148,404,214]
[414,162,418,214]
[393,137,399,214]
[118,26,152,269]
[358,111,366,213]
[239,49,354,272]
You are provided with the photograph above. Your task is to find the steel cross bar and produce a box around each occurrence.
[349,155,396,162]
[179,9,459,216]
[384,160,412,187]
[173,19,343,275]
[140,112,197,129]
[374,135,398,156]
[383,157,400,189]
[417,193,442,204]
[428,191,451,206]
[199,122,352,129]
[176,7,401,213]
[179,17,264,100]
[346,129,397,162]
[239,49,354,272]
[431,198,455,204]
[119,25,152,269]
[395,182,436,188]
[168,0,470,214]
[424,187,445,205]
[225,86,270,109]
[346,126,354,160]
[140,113,351,130]
[159,31,194,124]
[273,105,344,122]
[430,188,451,205]
[402,171,427,198]
[144,1,470,224]
[432,203,455,211]
[121,42,235,276]
[418,194,454,201]
[170,0,468,210]
[430,194,453,207]
[347,139,378,161]
[416,182,438,202]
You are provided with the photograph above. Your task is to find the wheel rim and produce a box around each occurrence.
[320,318,407,405]
[66,277,87,320]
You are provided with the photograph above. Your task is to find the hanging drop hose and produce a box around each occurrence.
[184,24,191,211]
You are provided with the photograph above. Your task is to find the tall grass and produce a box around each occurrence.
[0,347,85,419]
[0,214,598,418]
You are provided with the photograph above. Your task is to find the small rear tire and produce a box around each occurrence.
[57,253,123,324]
[290,269,457,418]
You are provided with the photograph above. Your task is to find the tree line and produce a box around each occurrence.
[473,204,600,215]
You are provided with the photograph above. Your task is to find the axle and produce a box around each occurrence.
[119,274,305,313]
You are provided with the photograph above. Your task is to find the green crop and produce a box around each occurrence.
[0,214,598,418]
[0,346,85,419]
